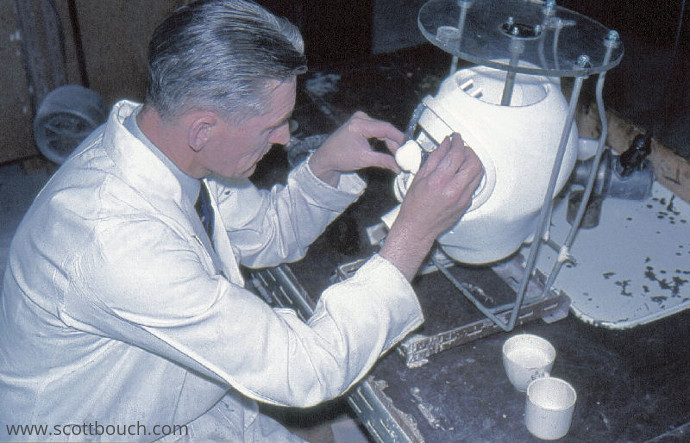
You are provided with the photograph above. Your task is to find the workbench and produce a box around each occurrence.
[250,45,690,442]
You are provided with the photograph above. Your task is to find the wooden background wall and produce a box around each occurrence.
[1,0,184,164]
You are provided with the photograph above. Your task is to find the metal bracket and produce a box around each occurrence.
[329,254,570,368]
[347,377,424,443]
[247,265,315,320]
[398,293,570,368]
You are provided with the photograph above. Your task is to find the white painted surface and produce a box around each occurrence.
[528,182,690,329]
[395,65,580,264]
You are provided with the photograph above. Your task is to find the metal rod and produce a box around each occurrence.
[501,72,518,106]
[501,40,525,106]
[504,56,590,331]
[553,25,562,71]
[538,0,556,68]
[432,56,589,332]
[449,0,472,75]
[542,32,619,293]
[431,253,511,327]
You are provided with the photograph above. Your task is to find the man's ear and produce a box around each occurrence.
[188,112,218,153]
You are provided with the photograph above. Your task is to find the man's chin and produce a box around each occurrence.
[244,165,257,177]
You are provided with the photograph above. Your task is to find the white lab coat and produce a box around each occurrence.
[0,101,423,441]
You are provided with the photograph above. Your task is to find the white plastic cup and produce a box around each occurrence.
[502,334,556,392]
[525,377,577,440]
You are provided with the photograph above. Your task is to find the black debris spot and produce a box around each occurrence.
[650,295,667,305]
[615,280,632,296]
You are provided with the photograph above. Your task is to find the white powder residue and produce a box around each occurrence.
[305,73,341,97]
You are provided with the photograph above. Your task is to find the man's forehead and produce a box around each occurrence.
[264,79,297,122]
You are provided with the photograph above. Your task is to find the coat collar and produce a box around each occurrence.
[101,100,196,210]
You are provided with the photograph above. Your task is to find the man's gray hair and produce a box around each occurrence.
[145,0,307,122]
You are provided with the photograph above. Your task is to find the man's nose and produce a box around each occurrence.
[269,122,291,146]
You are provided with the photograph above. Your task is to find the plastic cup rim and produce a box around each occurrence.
[503,333,557,365]
[526,377,577,411]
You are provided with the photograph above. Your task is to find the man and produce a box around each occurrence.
[0,0,482,441]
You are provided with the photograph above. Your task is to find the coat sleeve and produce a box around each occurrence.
[62,215,423,407]
[213,159,366,268]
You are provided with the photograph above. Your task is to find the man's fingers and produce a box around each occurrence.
[382,136,404,154]
[447,146,485,205]
[421,133,469,177]
[348,114,406,150]
[366,151,401,173]
[419,135,452,173]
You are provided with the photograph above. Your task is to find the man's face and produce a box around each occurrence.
[202,78,296,178]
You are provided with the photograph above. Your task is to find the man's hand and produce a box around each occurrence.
[308,111,406,186]
[380,133,484,281]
